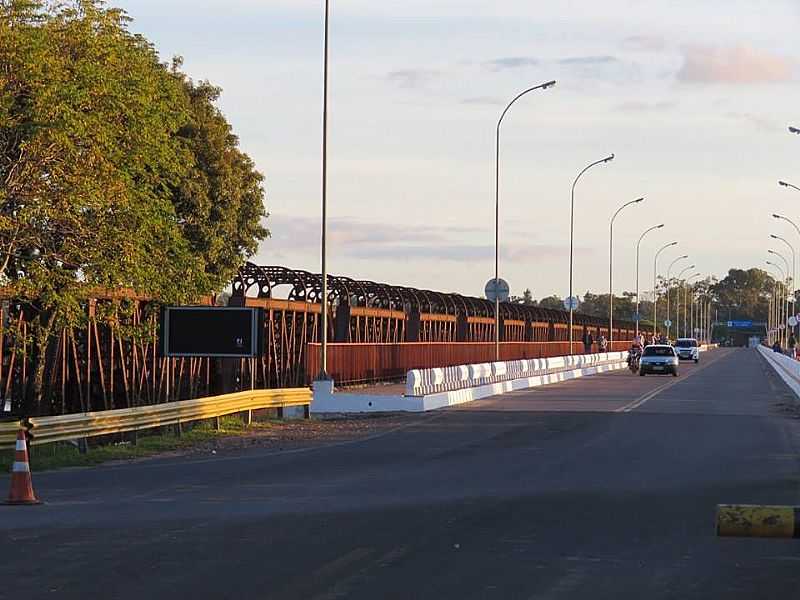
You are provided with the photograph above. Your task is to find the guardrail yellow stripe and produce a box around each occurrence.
[0,388,310,448]
[716,504,800,538]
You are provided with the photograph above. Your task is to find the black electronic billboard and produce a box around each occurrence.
[159,307,264,358]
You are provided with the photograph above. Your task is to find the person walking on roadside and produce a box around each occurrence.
[789,333,797,359]
[773,340,783,354]
[598,335,608,353]
[583,330,594,354]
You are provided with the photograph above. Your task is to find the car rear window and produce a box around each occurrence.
[676,340,697,348]
[643,346,675,357]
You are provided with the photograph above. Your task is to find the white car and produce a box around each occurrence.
[639,344,679,377]
[674,338,699,363]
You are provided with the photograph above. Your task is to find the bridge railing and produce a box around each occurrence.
[306,341,632,385]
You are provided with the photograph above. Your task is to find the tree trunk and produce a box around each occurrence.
[24,309,56,417]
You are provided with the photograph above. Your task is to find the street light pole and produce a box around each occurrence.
[767,260,787,347]
[773,212,800,335]
[653,241,678,339]
[635,224,664,340]
[494,80,556,361]
[684,273,701,338]
[674,264,695,338]
[770,234,795,304]
[665,255,689,340]
[319,0,331,379]
[609,197,643,347]
[570,154,615,354]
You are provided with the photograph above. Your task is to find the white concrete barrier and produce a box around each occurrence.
[757,345,800,400]
[314,350,629,414]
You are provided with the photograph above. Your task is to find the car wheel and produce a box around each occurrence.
[639,370,645,376]
[672,370,678,377]
[694,359,698,364]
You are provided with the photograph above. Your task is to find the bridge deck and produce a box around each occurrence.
[5,348,800,599]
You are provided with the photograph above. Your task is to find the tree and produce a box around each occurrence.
[510,288,534,305]
[538,295,563,310]
[710,268,774,321]
[170,72,268,290]
[0,0,267,412]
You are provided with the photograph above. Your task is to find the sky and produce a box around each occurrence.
[117,0,800,302]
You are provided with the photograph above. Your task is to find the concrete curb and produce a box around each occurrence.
[756,345,800,400]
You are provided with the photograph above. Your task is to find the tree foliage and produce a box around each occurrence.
[0,0,268,410]
[710,268,775,321]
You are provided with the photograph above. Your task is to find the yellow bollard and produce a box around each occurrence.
[716,504,799,538]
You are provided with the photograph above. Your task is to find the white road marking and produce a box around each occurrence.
[615,350,729,413]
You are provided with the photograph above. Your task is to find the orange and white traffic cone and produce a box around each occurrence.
[5,428,41,505]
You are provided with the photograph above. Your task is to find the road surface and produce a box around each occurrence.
[4,348,800,599]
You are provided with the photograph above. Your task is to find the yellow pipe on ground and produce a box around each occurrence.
[716,504,799,538]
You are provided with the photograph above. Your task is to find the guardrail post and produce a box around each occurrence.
[213,416,220,431]
[303,404,310,419]
[245,409,253,427]
[277,406,284,419]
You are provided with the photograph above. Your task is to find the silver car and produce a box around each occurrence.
[639,344,679,377]
[674,338,699,363]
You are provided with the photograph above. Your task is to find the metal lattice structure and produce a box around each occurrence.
[231,263,645,386]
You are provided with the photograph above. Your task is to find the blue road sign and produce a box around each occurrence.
[727,320,753,328]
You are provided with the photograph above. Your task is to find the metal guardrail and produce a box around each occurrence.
[0,420,24,448]
[0,388,310,448]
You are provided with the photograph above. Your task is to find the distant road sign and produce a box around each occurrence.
[663,319,672,327]
[563,296,580,311]
[485,278,510,302]
[727,320,753,328]
[789,316,798,327]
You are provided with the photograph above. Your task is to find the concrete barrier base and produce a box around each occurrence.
[311,359,627,414]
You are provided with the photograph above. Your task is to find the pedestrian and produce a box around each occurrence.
[789,333,797,359]
[583,330,594,354]
[773,340,783,353]
[598,335,608,353]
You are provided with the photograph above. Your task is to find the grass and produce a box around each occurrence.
[0,415,254,473]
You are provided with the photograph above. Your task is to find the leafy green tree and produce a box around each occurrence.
[0,0,267,412]
[537,295,564,310]
[510,288,534,305]
[171,72,268,289]
[710,268,774,321]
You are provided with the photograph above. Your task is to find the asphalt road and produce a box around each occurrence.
[4,348,800,599]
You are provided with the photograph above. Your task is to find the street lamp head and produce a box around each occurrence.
[680,254,688,259]
[669,241,678,246]
[603,154,615,163]
[790,126,800,135]
[770,234,779,239]
[656,224,665,229]
[541,80,557,89]
[773,213,782,219]
[768,250,777,255]
[779,181,789,187]
[634,196,645,203]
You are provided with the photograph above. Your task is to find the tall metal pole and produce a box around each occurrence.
[635,224,664,340]
[653,242,678,340]
[608,197,643,346]
[673,264,694,339]
[665,255,689,340]
[767,260,786,347]
[570,154,615,353]
[494,80,556,361]
[684,273,701,338]
[319,0,330,379]
[773,213,800,336]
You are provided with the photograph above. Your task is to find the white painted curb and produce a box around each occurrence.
[757,345,800,400]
